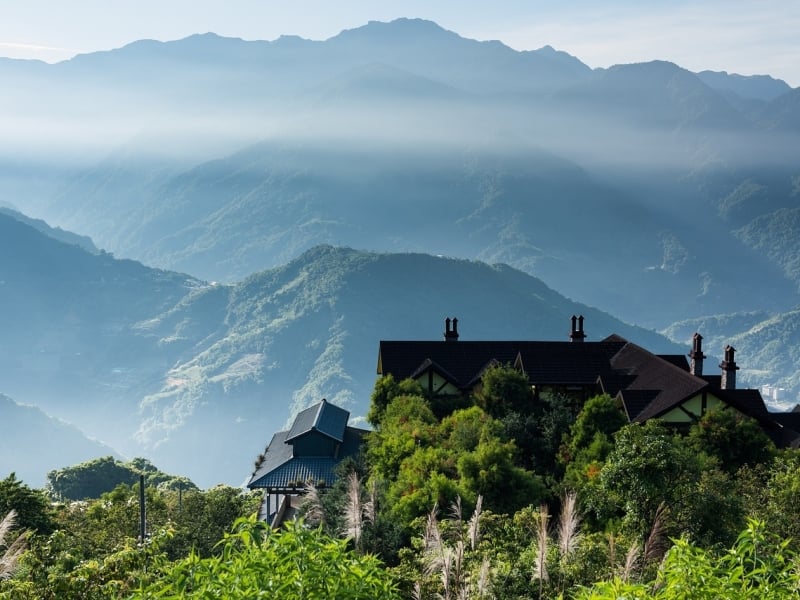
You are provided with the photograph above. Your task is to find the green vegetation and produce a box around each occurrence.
[2,367,798,598]
[134,517,400,599]
[46,456,197,501]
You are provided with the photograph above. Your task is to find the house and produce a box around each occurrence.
[247,398,367,525]
[377,316,800,448]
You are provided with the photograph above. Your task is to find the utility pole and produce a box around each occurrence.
[139,474,146,543]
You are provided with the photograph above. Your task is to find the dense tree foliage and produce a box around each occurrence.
[0,474,54,535]
[46,456,196,501]
[0,482,259,599]
[133,517,400,599]
[687,408,776,472]
[574,520,800,599]
[1,369,796,598]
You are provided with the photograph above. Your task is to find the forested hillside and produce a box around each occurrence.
[2,212,681,486]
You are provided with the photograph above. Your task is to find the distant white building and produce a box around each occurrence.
[761,384,786,402]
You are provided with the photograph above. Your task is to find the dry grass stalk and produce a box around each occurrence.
[301,481,325,527]
[412,581,423,600]
[557,491,581,559]
[621,542,641,583]
[534,503,550,583]
[0,510,27,580]
[422,503,444,578]
[475,556,491,599]
[343,471,363,546]
[439,546,454,599]
[643,502,669,564]
[449,495,463,524]
[468,495,483,551]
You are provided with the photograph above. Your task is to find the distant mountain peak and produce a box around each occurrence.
[330,17,460,44]
[696,70,791,102]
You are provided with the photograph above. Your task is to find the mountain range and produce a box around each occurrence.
[1,18,799,485]
[1,211,684,487]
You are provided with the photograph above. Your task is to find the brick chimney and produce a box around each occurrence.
[719,345,739,390]
[688,332,706,376]
[444,317,459,342]
[570,315,586,342]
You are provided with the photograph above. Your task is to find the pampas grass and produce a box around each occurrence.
[301,481,326,528]
[557,491,581,559]
[418,496,487,600]
[343,471,363,546]
[534,503,550,584]
[0,510,27,580]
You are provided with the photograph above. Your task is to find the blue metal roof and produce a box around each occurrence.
[285,398,349,443]
[248,457,339,490]
[247,401,367,491]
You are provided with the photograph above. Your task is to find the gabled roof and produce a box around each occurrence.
[610,342,708,422]
[409,358,461,386]
[286,398,349,443]
[248,427,366,490]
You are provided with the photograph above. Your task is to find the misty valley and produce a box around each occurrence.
[1,17,800,600]
[1,18,798,488]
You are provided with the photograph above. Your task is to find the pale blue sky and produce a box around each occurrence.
[1,0,798,86]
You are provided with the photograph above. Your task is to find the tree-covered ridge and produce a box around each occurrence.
[46,456,196,501]
[3,206,689,487]
[663,307,800,405]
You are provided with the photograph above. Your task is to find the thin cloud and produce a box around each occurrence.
[0,41,80,63]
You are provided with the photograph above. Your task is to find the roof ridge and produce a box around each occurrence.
[313,398,327,430]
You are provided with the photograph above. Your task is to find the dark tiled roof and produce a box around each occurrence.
[378,340,627,388]
[715,388,769,417]
[286,398,349,443]
[770,412,800,448]
[618,389,660,421]
[657,354,690,371]
[377,328,793,447]
[610,342,708,422]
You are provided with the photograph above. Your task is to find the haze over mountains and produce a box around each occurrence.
[1,19,799,486]
[0,212,677,486]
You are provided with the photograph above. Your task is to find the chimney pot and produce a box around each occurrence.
[719,344,739,390]
[689,332,706,376]
[444,316,459,342]
[570,314,586,342]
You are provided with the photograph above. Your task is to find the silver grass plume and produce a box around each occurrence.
[606,533,617,579]
[475,557,491,599]
[422,503,444,577]
[452,539,465,595]
[343,471,363,546]
[621,542,641,583]
[468,495,483,551]
[557,491,582,559]
[534,503,550,583]
[301,481,326,527]
[439,546,454,600]
[448,495,463,525]
[0,510,27,580]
